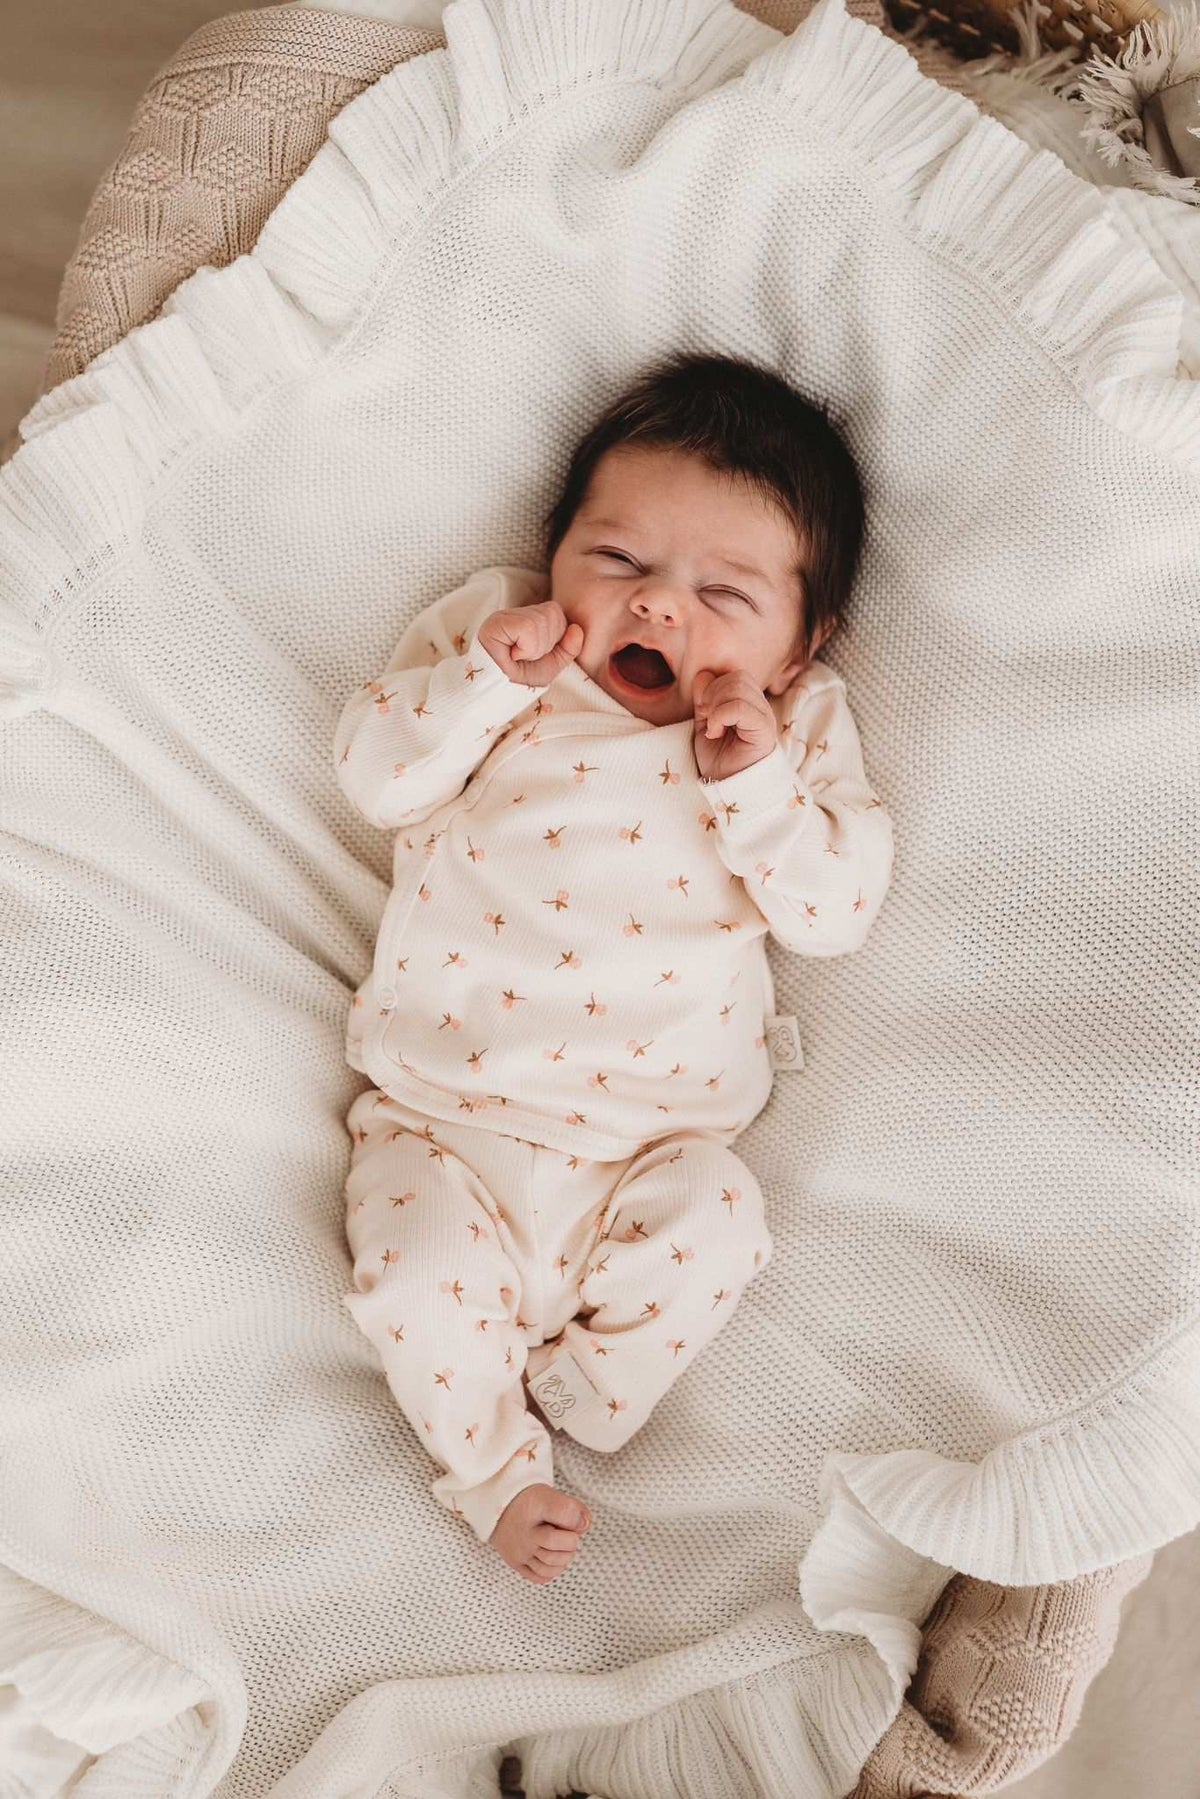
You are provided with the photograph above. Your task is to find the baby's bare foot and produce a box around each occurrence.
[489,1483,591,1584]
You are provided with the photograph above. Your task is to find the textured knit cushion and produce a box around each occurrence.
[1,1,1198,1796]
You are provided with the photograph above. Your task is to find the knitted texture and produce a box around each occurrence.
[1,0,1198,1795]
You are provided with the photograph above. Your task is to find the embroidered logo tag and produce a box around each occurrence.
[527,1350,599,1429]
[765,1013,804,1071]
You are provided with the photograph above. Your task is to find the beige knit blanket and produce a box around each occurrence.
[21,6,1155,1794]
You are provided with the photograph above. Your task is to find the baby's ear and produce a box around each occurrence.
[765,656,807,696]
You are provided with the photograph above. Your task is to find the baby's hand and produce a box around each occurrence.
[693,668,778,782]
[478,600,584,687]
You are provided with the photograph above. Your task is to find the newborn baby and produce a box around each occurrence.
[335,352,895,1584]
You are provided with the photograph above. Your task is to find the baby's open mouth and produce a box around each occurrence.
[610,643,674,691]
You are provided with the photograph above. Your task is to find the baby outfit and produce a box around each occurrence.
[335,566,894,1541]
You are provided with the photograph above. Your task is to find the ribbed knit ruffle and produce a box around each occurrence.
[2,0,1199,726]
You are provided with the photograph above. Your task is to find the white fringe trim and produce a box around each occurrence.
[966,0,1200,205]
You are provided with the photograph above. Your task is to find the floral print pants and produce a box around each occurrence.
[342,1087,774,1543]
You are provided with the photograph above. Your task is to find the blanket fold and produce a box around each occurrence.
[2,0,1197,1795]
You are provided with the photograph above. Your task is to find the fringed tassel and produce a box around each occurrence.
[966,0,1200,205]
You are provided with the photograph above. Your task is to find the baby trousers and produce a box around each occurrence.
[341,1086,774,1544]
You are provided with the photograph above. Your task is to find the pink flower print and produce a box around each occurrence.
[853,889,867,912]
[667,874,690,900]
[544,1043,567,1063]
[465,1048,488,1071]
[441,1279,465,1305]
[466,837,485,861]
[627,1039,654,1059]
[387,1324,404,1343]
[532,697,554,717]
[814,735,830,758]
[452,630,467,655]
[418,884,432,902]
[667,1063,686,1077]
[659,760,680,786]
[669,1242,694,1264]
[543,825,565,849]
[438,1013,462,1031]
[500,987,526,1008]
[443,950,468,970]
[718,1002,736,1024]
[711,1289,731,1309]
[720,1186,740,1217]
[521,724,542,745]
[485,911,506,934]
[698,810,717,832]
[787,784,807,811]
[474,1316,489,1332]
[389,1190,417,1209]
[619,821,644,845]
[565,1110,587,1126]
[543,890,570,912]
[521,1444,539,1462]
[555,949,582,970]
[587,1071,610,1091]
[566,1154,584,1170]
[754,862,775,885]
[590,1254,610,1277]
[396,957,409,973]
[504,1347,514,1368]
[573,760,599,782]
[719,801,739,823]
[467,1219,485,1243]
[393,763,407,778]
[714,918,742,934]
[584,992,607,1017]
[366,681,393,715]
[421,1414,434,1434]
[420,1125,446,1159]
[640,1300,660,1320]
[705,1071,724,1091]
[423,831,441,858]
[465,1422,479,1445]
[865,796,885,810]
[667,1339,687,1357]
[381,1248,400,1268]
[413,699,432,719]
[755,1033,766,1049]
[623,915,644,938]
[434,1368,455,1391]
[463,660,481,683]
[606,1398,629,1423]
[656,1103,673,1114]
[803,903,819,923]
[510,793,526,805]
[554,1255,570,1277]
[655,970,680,987]
[622,1221,648,1242]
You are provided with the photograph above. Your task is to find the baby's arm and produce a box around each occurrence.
[703,671,895,956]
[334,570,562,831]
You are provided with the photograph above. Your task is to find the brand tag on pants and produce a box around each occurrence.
[527,1348,601,1430]
[765,1013,804,1071]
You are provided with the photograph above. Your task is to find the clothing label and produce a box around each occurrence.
[526,1348,601,1430]
[765,1013,804,1072]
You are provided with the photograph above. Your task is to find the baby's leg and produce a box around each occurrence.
[342,1096,586,1572]
[526,1134,773,1452]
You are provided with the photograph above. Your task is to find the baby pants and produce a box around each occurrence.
[341,1087,774,1543]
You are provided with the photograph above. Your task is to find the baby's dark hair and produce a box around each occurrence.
[542,351,866,664]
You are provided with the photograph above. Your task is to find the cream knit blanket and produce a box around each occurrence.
[2,1,1198,1796]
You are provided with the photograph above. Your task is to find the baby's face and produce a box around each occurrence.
[549,444,813,726]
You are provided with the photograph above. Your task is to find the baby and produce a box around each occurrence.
[335,352,894,1584]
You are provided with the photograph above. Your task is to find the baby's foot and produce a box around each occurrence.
[489,1483,591,1584]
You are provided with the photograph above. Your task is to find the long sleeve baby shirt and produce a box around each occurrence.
[335,567,895,1162]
